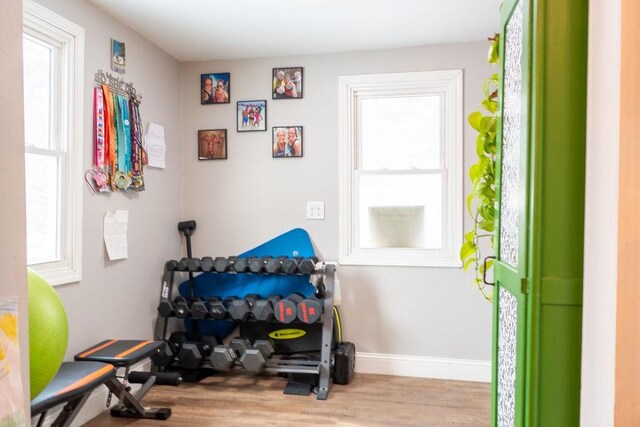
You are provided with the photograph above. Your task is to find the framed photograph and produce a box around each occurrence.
[272,67,303,99]
[198,129,227,160]
[201,73,230,104]
[111,39,125,74]
[237,100,267,132]
[272,126,303,158]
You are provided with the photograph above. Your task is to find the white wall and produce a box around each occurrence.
[580,0,621,424]
[33,0,183,358]
[180,43,493,376]
[0,0,30,413]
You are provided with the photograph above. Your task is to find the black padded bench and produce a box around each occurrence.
[31,361,116,427]
[74,339,180,420]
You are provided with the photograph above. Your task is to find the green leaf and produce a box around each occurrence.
[464,231,475,242]
[466,192,474,215]
[468,111,483,131]
[482,99,498,113]
[478,220,495,232]
[460,241,476,260]
[463,257,476,271]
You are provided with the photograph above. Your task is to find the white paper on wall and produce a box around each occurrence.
[145,122,166,168]
[104,210,129,260]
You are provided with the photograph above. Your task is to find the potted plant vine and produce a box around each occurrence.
[460,34,499,302]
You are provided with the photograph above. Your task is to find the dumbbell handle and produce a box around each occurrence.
[128,371,182,386]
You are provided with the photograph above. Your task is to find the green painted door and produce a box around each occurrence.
[492,0,531,425]
[491,0,588,426]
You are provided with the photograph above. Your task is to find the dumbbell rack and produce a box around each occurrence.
[154,258,338,400]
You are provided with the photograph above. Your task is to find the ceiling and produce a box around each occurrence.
[87,0,501,62]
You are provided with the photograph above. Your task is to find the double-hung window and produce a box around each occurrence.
[23,0,84,285]
[338,70,463,267]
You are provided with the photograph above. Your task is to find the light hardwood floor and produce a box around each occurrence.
[86,372,490,426]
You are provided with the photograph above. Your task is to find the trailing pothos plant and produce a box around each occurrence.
[460,34,500,302]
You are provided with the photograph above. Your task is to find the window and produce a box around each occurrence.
[338,70,463,267]
[23,0,84,285]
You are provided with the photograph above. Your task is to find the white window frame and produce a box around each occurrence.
[23,0,84,285]
[338,70,463,267]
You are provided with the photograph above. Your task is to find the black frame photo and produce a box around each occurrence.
[272,67,303,99]
[198,129,227,160]
[201,73,230,104]
[237,100,267,132]
[272,126,303,158]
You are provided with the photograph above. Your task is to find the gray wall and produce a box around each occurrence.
[180,44,493,362]
[33,0,183,358]
[0,0,30,411]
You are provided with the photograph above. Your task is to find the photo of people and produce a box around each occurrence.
[198,129,227,160]
[272,126,303,158]
[272,67,303,99]
[111,39,125,74]
[201,73,230,104]
[237,100,266,132]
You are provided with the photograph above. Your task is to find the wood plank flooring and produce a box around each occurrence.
[86,372,490,426]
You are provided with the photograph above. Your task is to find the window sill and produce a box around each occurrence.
[339,251,463,268]
[29,262,81,286]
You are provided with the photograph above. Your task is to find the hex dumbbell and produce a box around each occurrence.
[227,294,259,321]
[233,258,250,273]
[177,257,202,272]
[281,257,302,274]
[265,256,289,274]
[210,345,238,372]
[248,256,272,273]
[298,257,319,274]
[200,256,215,272]
[240,340,275,373]
[190,298,209,319]
[274,293,304,323]
[151,331,187,368]
[252,296,281,322]
[178,335,219,370]
[297,297,323,324]
[206,297,227,320]
[213,257,233,273]
[174,296,192,318]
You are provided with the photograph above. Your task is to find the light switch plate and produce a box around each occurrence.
[306,201,325,220]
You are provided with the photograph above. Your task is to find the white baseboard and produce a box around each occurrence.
[355,352,491,383]
[31,360,151,427]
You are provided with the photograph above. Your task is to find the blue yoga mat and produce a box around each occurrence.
[178,228,317,339]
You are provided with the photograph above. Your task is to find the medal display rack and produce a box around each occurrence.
[94,69,142,103]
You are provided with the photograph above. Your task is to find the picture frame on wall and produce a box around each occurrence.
[272,126,303,157]
[201,73,230,104]
[111,39,125,74]
[272,67,303,99]
[237,100,267,132]
[198,129,227,160]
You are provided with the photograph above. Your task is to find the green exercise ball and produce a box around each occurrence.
[28,268,68,399]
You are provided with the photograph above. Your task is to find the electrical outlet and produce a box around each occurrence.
[306,201,325,220]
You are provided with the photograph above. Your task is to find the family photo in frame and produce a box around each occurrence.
[237,100,266,132]
[272,67,303,99]
[272,126,303,157]
[201,72,230,104]
[198,129,227,160]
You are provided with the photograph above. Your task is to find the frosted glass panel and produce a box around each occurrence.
[360,96,440,170]
[499,0,524,269]
[358,174,441,249]
[497,286,518,427]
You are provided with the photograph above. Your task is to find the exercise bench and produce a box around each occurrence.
[31,361,116,427]
[74,339,181,420]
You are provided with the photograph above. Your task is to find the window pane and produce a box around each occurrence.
[25,153,61,264]
[23,36,52,150]
[358,174,442,249]
[360,96,440,170]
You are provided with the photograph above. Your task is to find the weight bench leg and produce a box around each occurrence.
[104,377,171,420]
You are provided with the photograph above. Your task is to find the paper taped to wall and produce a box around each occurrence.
[145,122,166,168]
[104,210,128,260]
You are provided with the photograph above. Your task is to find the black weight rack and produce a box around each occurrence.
[154,257,339,400]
